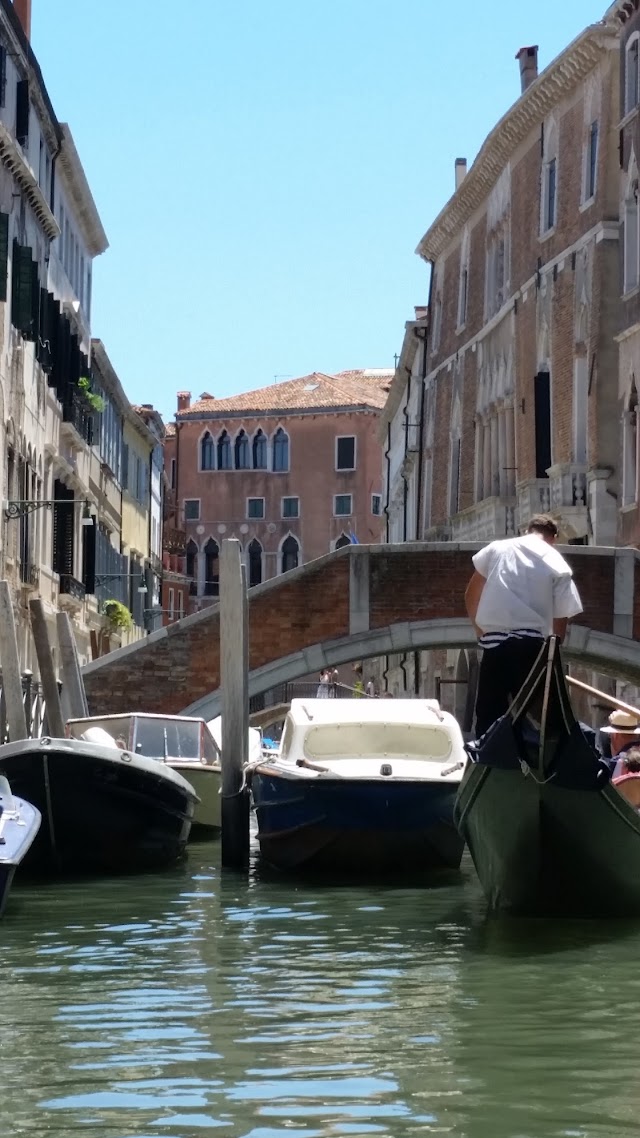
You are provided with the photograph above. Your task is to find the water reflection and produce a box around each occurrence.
[0,846,638,1136]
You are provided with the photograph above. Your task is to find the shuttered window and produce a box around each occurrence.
[0,46,7,109]
[0,213,9,303]
[52,479,74,577]
[15,79,29,147]
[11,241,35,336]
[534,371,552,479]
[82,517,97,594]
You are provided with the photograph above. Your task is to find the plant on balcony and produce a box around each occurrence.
[103,599,133,632]
[78,376,105,413]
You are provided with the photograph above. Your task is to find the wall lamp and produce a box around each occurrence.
[95,573,148,594]
[4,497,95,524]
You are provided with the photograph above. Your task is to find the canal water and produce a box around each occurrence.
[1,843,638,1138]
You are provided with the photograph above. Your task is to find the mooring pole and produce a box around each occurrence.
[0,581,27,741]
[29,599,65,738]
[220,538,250,869]
[56,612,89,719]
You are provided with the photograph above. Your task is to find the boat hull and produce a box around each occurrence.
[0,792,41,916]
[0,739,196,876]
[171,764,221,832]
[251,770,463,873]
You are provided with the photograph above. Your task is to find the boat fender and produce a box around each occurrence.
[380,763,393,777]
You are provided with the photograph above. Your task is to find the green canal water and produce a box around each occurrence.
[0,842,638,1138]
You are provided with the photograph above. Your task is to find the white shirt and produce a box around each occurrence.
[472,533,583,636]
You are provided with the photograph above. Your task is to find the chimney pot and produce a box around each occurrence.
[13,0,31,39]
[516,45,538,94]
[455,158,467,190]
[177,391,191,412]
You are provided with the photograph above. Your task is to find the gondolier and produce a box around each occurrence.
[464,514,583,737]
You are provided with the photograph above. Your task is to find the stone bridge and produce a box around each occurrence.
[82,542,640,720]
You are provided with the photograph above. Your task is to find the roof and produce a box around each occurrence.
[416,22,617,262]
[178,369,394,419]
[164,422,176,438]
[286,697,458,728]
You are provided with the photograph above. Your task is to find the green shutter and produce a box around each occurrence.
[0,213,9,303]
[11,241,34,336]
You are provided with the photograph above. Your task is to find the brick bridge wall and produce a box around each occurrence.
[82,543,640,716]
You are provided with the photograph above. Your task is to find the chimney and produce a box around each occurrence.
[13,0,31,39]
[414,305,428,320]
[516,45,538,93]
[177,391,191,412]
[455,158,467,190]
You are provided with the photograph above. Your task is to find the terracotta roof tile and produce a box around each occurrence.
[164,422,176,438]
[181,369,394,417]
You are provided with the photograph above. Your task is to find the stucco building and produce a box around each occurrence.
[165,370,391,610]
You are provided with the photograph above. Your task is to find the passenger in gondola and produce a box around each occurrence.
[600,710,640,777]
[464,514,584,738]
[611,743,640,809]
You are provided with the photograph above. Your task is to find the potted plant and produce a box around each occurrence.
[78,376,106,413]
[103,599,133,633]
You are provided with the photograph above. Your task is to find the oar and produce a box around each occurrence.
[565,675,640,721]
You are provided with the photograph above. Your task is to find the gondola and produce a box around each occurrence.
[454,636,640,917]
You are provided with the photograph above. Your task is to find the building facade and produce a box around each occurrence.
[375,18,625,714]
[165,370,390,610]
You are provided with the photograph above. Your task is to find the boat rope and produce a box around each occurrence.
[519,758,556,785]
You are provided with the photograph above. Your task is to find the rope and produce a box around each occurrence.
[519,758,556,786]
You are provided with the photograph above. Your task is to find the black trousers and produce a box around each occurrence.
[474,636,545,738]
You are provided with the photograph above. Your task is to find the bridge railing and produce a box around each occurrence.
[249,680,372,714]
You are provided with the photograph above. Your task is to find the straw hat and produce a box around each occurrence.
[600,709,640,735]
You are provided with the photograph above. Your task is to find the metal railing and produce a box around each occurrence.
[0,672,51,742]
[249,680,373,714]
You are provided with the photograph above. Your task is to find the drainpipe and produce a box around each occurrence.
[383,422,391,542]
[416,260,435,538]
[402,368,411,542]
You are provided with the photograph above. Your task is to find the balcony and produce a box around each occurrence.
[58,573,85,612]
[517,465,588,539]
[450,497,516,542]
[61,392,93,448]
[164,526,187,555]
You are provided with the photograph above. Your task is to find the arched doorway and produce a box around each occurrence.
[204,538,220,596]
[281,535,299,573]
[248,539,263,587]
[335,533,351,549]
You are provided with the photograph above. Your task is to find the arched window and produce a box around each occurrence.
[623,150,640,295]
[623,381,639,507]
[541,116,558,234]
[248,538,263,587]
[272,427,289,472]
[217,431,232,471]
[335,533,351,549]
[253,429,267,470]
[626,33,640,115]
[281,534,299,574]
[186,539,198,595]
[204,538,220,596]
[235,430,250,470]
[200,431,215,471]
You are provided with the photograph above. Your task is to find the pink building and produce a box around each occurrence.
[165,370,392,607]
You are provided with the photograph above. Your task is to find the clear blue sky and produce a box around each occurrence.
[32,0,607,421]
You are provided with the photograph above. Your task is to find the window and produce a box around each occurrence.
[371,494,381,516]
[457,228,470,329]
[200,432,215,471]
[282,496,299,518]
[185,539,198,578]
[204,538,219,596]
[541,119,558,235]
[336,436,356,471]
[177,591,184,619]
[335,533,351,549]
[626,35,640,115]
[534,371,552,478]
[334,494,352,517]
[184,499,200,521]
[272,427,289,472]
[247,497,265,519]
[281,535,299,573]
[168,587,175,619]
[235,430,250,469]
[585,121,598,203]
[485,225,509,318]
[624,157,640,294]
[217,430,232,470]
[431,292,442,354]
[253,429,267,470]
[0,46,6,110]
[170,458,176,490]
[15,79,29,148]
[573,356,588,466]
[248,538,263,587]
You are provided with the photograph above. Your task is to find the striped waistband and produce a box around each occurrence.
[479,629,545,650]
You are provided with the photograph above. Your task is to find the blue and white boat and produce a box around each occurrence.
[0,776,40,916]
[249,698,467,874]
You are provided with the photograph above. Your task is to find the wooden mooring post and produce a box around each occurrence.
[56,611,89,720]
[220,538,250,869]
[0,580,27,741]
[29,599,65,738]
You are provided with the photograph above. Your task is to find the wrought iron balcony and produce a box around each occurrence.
[58,574,85,609]
[61,392,93,447]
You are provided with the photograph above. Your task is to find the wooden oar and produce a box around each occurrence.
[565,675,640,721]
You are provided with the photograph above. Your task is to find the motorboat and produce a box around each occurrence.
[249,697,467,874]
[454,636,640,917]
[0,723,198,876]
[207,716,263,767]
[67,713,221,833]
[0,777,40,916]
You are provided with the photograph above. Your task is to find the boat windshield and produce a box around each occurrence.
[67,716,133,749]
[303,722,453,761]
[132,717,203,762]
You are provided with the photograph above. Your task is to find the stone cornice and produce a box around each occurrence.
[416,24,618,263]
[58,125,108,257]
[605,0,639,24]
[0,120,59,240]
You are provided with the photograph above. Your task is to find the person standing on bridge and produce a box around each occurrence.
[464,513,583,738]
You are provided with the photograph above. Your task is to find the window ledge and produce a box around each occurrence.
[455,322,466,336]
[539,226,556,243]
[579,196,595,214]
[620,502,638,514]
[622,285,640,301]
[619,106,639,131]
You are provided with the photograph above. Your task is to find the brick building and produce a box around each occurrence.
[373,18,627,713]
[164,370,391,613]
